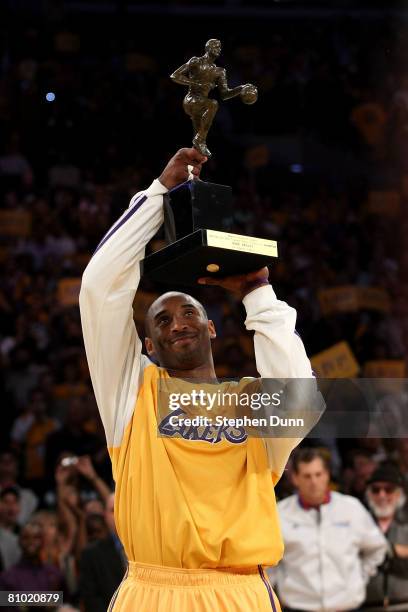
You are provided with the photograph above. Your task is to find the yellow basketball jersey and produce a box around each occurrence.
[110,364,284,569]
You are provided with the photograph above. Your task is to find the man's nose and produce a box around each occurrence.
[170,315,188,332]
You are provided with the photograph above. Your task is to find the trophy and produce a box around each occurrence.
[140,39,278,286]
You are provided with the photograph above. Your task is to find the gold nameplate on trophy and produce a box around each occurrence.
[206,230,278,257]
[140,225,279,287]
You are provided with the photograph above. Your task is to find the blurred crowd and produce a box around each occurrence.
[1,5,408,610]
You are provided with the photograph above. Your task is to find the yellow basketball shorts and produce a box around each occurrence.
[109,562,281,612]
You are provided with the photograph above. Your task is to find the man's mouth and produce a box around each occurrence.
[170,334,197,346]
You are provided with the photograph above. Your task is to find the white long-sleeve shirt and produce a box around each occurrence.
[79,178,316,481]
[272,491,387,611]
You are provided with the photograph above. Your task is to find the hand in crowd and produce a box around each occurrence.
[74,456,97,482]
[55,463,71,487]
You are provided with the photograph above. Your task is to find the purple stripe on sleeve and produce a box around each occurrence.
[258,565,277,612]
[93,194,147,255]
[94,192,144,251]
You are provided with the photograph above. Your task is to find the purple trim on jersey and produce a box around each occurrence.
[258,565,277,611]
[93,194,147,254]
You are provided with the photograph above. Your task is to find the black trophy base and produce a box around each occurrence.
[140,229,278,286]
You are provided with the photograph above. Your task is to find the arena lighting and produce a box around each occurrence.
[290,163,303,173]
[45,92,56,102]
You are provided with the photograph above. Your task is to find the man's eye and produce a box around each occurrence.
[158,317,169,326]
[185,310,195,316]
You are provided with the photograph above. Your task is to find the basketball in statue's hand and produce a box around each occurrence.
[241,84,258,105]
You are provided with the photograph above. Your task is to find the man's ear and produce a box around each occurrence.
[145,337,156,357]
[208,320,216,340]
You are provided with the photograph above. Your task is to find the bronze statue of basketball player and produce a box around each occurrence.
[171,39,258,157]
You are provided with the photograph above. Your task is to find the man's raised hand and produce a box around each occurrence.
[159,148,207,190]
[198,266,270,301]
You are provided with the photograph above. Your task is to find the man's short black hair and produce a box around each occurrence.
[292,447,331,474]
[145,292,208,337]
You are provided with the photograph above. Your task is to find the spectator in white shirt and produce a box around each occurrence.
[272,447,387,612]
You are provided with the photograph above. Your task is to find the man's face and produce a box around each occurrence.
[292,458,330,504]
[0,493,20,525]
[206,39,221,59]
[366,481,403,519]
[145,293,216,372]
[20,524,43,558]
